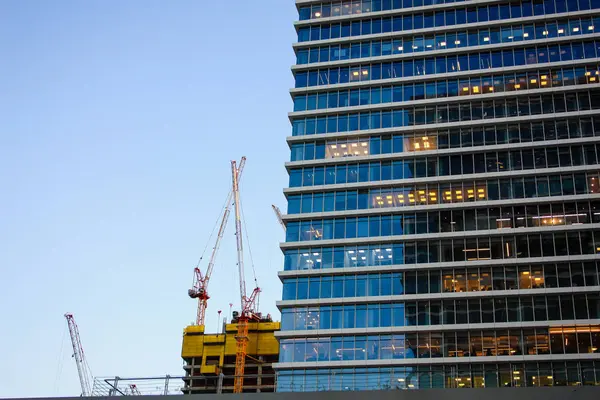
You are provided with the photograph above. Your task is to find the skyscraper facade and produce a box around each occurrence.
[276,0,600,391]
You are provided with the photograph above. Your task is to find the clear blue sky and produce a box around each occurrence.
[0,1,296,397]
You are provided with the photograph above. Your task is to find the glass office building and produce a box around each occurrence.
[276,0,600,391]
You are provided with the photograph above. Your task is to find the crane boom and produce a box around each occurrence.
[231,157,261,393]
[64,313,92,397]
[231,158,247,305]
[188,161,246,326]
[271,204,285,232]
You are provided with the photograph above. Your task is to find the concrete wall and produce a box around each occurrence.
[4,387,600,400]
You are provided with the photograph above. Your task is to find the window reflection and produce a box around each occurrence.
[294,65,600,112]
[292,116,600,153]
[281,296,600,331]
[277,361,600,391]
[279,326,600,363]
[290,144,600,188]
[284,232,600,270]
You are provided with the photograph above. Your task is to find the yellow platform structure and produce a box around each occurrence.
[181,321,280,394]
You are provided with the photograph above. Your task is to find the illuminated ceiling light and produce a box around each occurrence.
[412,45,418,49]
[514,83,521,89]
[591,77,597,82]
[398,46,403,51]
[361,142,368,147]
[352,71,360,76]
[558,28,564,34]
[439,41,446,46]
[363,150,368,154]
[489,87,494,91]
[483,37,490,42]
[462,87,469,92]
[362,70,369,75]
[523,32,529,37]
[541,81,548,85]
[341,144,347,148]
[352,143,358,147]
[586,71,592,76]
[589,25,595,30]
[426,44,432,48]
[541,75,547,79]
[455,40,461,45]
[530,79,537,84]
[314,12,322,17]
[473,86,480,93]
[573,27,580,32]
[507,36,514,39]
[542,30,548,35]
[331,144,337,149]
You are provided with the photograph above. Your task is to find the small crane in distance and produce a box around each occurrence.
[271,204,286,232]
[188,159,246,327]
[64,313,93,397]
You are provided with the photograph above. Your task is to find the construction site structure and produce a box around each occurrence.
[181,320,280,394]
[182,157,280,394]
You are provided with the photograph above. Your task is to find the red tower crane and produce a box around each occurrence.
[188,159,246,327]
[230,157,261,394]
[64,313,93,397]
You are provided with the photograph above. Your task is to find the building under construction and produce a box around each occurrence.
[181,319,280,394]
[181,157,280,394]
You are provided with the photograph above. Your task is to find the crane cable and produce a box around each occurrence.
[53,322,68,394]
[238,185,259,288]
[196,190,233,269]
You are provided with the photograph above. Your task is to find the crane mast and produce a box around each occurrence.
[188,160,245,327]
[64,313,92,397]
[231,157,261,393]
